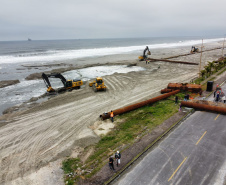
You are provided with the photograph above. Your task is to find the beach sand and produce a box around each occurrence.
[0,42,224,185]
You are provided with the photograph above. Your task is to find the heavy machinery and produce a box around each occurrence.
[138,46,151,61]
[190,46,199,53]
[89,77,106,92]
[42,73,83,93]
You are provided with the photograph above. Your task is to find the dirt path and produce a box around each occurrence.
[0,45,223,185]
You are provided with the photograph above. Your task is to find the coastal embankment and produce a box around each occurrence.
[0,41,225,185]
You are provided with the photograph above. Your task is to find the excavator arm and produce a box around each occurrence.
[42,73,55,92]
[42,73,67,92]
[46,73,67,86]
[143,46,151,57]
[139,46,151,61]
[42,72,83,93]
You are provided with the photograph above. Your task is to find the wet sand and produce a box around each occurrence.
[0,80,20,88]
[0,42,225,185]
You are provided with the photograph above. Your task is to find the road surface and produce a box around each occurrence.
[114,82,226,185]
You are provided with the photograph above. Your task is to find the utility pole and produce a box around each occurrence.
[222,36,225,58]
[199,39,203,78]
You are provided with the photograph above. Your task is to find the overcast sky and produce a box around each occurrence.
[0,0,225,41]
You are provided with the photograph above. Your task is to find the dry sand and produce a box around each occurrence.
[0,43,224,185]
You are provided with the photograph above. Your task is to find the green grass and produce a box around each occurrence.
[62,158,81,174]
[193,63,226,85]
[62,95,182,184]
[62,59,226,184]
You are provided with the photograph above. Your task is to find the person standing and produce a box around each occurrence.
[187,94,189,101]
[110,110,114,122]
[179,104,182,112]
[184,95,187,101]
[115,151,121,167]
[109,156,115,171]
[216,93,220,102]
[175,96,178,104]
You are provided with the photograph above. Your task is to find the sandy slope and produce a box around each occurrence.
[0,44,224,185]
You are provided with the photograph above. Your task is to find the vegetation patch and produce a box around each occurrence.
[194,58,226,85]
[62,95,183,184]
[62,58,226,184]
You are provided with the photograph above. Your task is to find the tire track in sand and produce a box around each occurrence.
[0,62,200,184]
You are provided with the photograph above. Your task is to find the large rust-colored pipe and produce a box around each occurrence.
[161,88,172,94]
[181,101,226,114]
[167,83,202,93]
[164,47,222,60]
[100,90,180,120]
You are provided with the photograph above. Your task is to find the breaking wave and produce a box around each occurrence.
[0,37,224,64]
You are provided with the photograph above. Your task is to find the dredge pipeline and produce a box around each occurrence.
[147,58,198,65]
[100,90,180,120]
[164,47,222,60]
[161,83,202,94]
[147,47,223,65]
[181,101,226,114]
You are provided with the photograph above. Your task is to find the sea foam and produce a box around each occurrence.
[0,38,223,64]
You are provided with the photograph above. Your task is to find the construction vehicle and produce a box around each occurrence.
[190,46,199,54]
[138,46,151,61]
[42,73,83,93]
[89,77,106,92]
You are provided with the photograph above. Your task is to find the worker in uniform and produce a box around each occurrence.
[110,110,114,122]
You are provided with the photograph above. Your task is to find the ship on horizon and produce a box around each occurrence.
[28,38,31,41]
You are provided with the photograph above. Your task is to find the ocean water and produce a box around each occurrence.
[0,36,224,115]
[0,36,224,65]
[0,65,145,115]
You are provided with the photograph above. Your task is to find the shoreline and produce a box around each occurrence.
[0,42,225,185]
[0,62,139,118]
[0,43,223,83]
[0,44,223,118]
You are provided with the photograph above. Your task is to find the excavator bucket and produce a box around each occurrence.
[47,86,55,92]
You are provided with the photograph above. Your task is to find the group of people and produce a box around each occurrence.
[214,90,226,103]
[213,85,226,103]
[145,59,151,64]
[109,151,121,171]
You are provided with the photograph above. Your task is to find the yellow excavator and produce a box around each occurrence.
[89,77,106,92]
[42,73,83,93]
[138,46,151,61]
[190,46,199,54]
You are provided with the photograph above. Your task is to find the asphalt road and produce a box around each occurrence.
[114,83,226,185]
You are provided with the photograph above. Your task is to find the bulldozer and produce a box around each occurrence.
[138,46,151,61]
[190,46,199,54]
[89,77,106,92]
[42,73,83,93]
